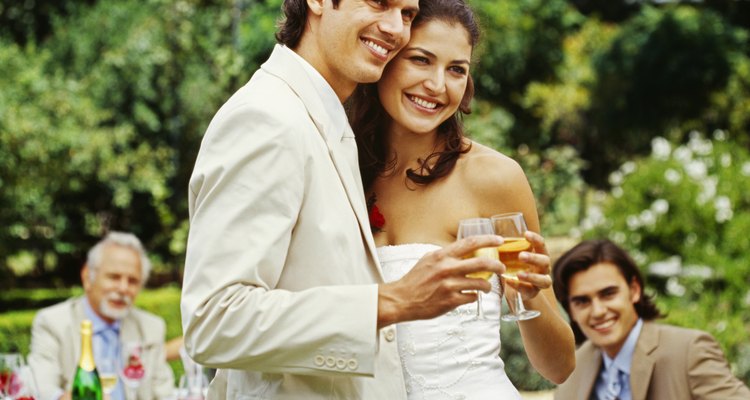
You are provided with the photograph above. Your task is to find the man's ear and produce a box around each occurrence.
[629,278,642,304]
[307,0,325,16]
[81,264,91,290]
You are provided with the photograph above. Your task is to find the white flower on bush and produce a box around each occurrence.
[666,277,686,297]
[651,199,669,215]
[682,264,713,280]
[621,161,636,175]
[697,177,718,205]
[612,187,623,198]
[664,168,682,184]
[612,231,627,244]
[720,153,732,168]
[631,250,648,266]
[685,159,708,180]
[742,162,750,176]
[609,171,624,186]
[581,205,606,231]
[688,131,713,156]
[627,215,641,230]
[649,255,682,277]
[639,209,657,228]
[713,129,727,141]
[714,196,733,223]
[674,146,693,164]
[651,137,671,160]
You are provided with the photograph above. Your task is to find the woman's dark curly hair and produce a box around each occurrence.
[552,239,665,345]
[347,0,480,190]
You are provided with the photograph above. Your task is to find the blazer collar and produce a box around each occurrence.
[576,341,603,399]
[630,321,658,400]
[260,45,381,279]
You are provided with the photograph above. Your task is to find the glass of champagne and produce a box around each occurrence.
[491,212,541,321]
[457,218,498,319]
[120,342,145,400]
[0,353,21,397]
[98,356,119,399]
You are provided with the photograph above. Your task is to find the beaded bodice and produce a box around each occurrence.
[378,243,521,400]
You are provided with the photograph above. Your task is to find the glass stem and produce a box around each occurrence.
[476,290,484,318]
[514,292,526,313]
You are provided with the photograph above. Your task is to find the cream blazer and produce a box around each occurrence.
[554,322,750,399]
[181,45,406,399]
[28,297,175,400]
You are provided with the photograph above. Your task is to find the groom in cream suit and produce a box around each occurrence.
[552,240,750,400]
[29,232,174,400]
[182,0,505,399]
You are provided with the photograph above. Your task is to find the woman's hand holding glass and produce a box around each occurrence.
[456,218,499,319]
[492,212,550,321]
[504,230,552,301]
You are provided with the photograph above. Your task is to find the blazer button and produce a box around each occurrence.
[384,328,396,342]
[347,359,358,371]
[336,358,346,370]
[325,356,336,368]
[314,355,325,366]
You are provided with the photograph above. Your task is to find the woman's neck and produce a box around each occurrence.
[386,124,442,173]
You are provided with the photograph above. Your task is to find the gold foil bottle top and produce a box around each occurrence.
[81,319,93,334]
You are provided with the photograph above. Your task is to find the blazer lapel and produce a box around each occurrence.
[576,342,603,399]
[261,45,381,279]
[630,322,657,400]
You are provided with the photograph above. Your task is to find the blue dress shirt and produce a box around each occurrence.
[593,318,643,400]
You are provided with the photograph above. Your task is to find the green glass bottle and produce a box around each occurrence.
[72,319,102,400]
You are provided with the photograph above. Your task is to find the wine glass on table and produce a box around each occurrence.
[1,353,22,399]
[98,355,119,399]
[120,342,145,400]
[1,354,38,400]
[457,218,498,319]
[491,212,541,321]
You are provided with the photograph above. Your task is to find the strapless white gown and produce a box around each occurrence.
[378,244,521,400]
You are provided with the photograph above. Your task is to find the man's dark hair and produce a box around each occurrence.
[552,239,664,344]
[276,0,342,48]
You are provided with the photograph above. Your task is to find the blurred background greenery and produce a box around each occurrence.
[0,0,748,390]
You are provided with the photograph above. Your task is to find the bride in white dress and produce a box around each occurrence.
[379,243,517,399]
[348,0,576,398]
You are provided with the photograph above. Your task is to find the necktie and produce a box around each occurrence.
[605,365,621,400]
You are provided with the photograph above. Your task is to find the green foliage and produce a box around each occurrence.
[0,0,262,287]
[0,310,36,354]
[521,5,749,188]
[471,0,581,102]
[583,131,750,382]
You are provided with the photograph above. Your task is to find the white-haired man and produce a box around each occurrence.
[29,231,174,400]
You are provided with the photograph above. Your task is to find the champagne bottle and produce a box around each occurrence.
[72,320,103,400]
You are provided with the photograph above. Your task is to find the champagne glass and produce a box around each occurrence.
[1,354,38,400]
[120,342,145,400]
[491,212,541,321]
[457,218,498,319]
[177,346,208,400]
[1,353,22,399]
[98,356,119,399]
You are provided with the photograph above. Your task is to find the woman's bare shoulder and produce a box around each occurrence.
[457,141,526,187]
[456,141,537,217]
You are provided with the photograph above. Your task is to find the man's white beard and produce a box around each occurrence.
[100,292,133,320]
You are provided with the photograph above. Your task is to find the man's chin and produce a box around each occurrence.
[101,304,131,321]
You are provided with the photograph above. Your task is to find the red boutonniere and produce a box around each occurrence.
[367,193,385,233]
